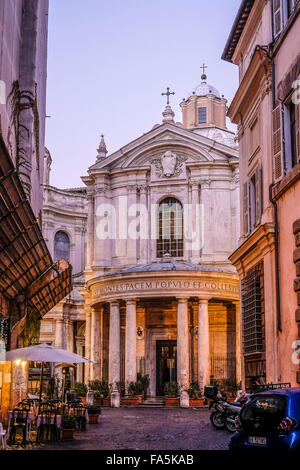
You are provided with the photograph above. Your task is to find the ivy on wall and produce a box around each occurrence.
[7,80,41,182]
[20,308,41,347]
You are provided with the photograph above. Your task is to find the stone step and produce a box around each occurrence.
[142,397,166,406]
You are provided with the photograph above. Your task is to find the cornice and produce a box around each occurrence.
[231,0,268,64]
[229,222,275,275]
[228,47,272,123]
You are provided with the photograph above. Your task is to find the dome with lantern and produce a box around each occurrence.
[188,70,221,99]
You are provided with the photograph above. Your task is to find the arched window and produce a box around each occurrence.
[157,197,183,258]
[54,231,70,262]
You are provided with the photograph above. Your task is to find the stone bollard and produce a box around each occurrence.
[86,390,94,405]
[180,390,189,408]
[111,390,120,408]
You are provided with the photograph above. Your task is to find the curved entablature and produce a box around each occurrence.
[86,264,239,307]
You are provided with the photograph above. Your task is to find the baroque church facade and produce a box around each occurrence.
[40,74,241,404]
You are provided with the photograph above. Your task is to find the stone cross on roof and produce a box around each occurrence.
[201,63,207,81]
[161,87,175,106]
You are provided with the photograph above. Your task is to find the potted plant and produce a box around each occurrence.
[121,381,142,406]
[100,381,112,406]
[186,382,204,406]
[61,414,77,440]
[74,382,88,404]
[219,379,239,402]
[116,381,126,398]
[87,404,101,424]
[137,373,150,401]
[88,380,103,404]
[164,382,180,406]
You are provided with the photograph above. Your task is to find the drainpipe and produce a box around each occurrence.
[269,0,282,332]
[269,185,282,332]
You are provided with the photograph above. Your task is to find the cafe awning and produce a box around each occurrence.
[0,137,53,299]
[0,136,72,316]
[28,259,72,317]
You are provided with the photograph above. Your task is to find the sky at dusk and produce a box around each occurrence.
[46,0,241,188]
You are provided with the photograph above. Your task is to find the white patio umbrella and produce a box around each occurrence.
[5,343,92,411]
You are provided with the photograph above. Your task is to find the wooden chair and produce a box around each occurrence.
[8,408,29,445]
[36,410,59,442]
[0,423,7,450]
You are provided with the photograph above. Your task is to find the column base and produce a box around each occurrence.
[111,391,120,408]
[180,391,190,408]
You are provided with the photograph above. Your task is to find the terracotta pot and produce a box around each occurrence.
[136,395,143,403]
[189,398,205,407]
[61,428,75,440]
[103,397,111,407]
[80,396,86,404]
[88,414,99,424]
[165,397,180,407]
[121,397,141,406]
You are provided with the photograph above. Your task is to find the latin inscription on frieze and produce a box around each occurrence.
[92,279,238,297]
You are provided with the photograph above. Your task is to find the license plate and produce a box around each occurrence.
[248,436,267,445]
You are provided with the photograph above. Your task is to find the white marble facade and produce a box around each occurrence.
[40,77,241,401]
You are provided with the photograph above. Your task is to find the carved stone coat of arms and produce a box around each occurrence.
[151,151,186,178]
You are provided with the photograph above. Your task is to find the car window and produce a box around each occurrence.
[240,395,287,432]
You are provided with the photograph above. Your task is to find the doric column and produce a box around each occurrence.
[99,306,104,381]
[109,301,120,390]
[198,298,210,392]
[55,319,64,349]
[177,298,190,390]
[67,320,74,352]
[84,309,92,384]
[125,299,137,384]
[91,308,101,380]
[233,300,242,386]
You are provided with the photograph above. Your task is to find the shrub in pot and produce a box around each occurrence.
[61,414,77,440]
[100,381,112,406]
[121,381,142,406]
[74,382,88,404]
[87,404,101,424]
[186,382,204,406]
[164,382,180,406]
[116,381,126,398]
[137,374,150,401]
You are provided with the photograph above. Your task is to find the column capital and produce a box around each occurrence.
[177,297,189,302]
[110,300,121,307]
[197,297,210,303]
[126,298,138,305]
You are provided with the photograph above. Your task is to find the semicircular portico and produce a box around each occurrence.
[85,263,240,399]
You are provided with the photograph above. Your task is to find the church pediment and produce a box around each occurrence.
[89,122,237,173]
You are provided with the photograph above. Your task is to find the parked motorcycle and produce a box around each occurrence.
[205,386,250,433]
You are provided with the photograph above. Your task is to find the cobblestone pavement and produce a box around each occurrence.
[43,408,230,450]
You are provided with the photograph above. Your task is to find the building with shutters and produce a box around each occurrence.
[222,0,300,390]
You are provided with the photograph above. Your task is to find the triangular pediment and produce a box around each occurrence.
[89,122,238,172]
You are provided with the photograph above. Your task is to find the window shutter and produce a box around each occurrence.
[273,0,283,37]
[272,105,284,181]
[296,102,300,162]
[255,164,263,226]
[243,182,249,235]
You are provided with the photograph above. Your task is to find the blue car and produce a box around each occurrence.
[229,388,300,451]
